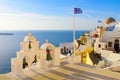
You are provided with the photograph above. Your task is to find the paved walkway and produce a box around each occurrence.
[8,62,119,80]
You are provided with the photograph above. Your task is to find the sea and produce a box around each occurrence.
[0,30,88,74]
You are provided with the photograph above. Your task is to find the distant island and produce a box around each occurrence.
[0,33,13,35]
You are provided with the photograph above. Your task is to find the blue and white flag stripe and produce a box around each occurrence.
[98,20,102,23]
[106,26,115,31]
[74,8,82,14]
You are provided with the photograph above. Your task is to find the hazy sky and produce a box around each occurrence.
[0,0,119,30]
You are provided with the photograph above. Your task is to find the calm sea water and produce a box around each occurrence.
[0,30,88,74]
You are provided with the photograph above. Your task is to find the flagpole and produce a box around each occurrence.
[73,6,76,55]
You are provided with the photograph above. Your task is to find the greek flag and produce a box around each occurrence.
[106,26,115,31]
[74,8,82,14]
[98,20,102,23]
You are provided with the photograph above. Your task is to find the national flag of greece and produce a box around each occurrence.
[98,20,102,23]
[74,8,82,14]
[106,26,115,31]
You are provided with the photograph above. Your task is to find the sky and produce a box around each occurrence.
[0,0,120,30]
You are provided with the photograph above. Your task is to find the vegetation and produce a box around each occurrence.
[75,46,94,56]
[80,35,87,45]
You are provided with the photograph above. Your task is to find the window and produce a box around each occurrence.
[108,42,112,47]
[105,45,107,48]
[115,39,119,44]
[93,40,96,42]
[29,40,32,49]
[98,44,101,48]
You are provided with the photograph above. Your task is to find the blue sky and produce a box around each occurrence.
[0,0,120,30]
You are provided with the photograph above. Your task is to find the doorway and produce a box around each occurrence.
[114,39,119,52]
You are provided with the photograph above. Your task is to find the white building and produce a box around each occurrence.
[77,17,120,69]
[94,17,120,53]
[90,17,120,70]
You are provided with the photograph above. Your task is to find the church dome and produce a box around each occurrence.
[23,33,37,42]
[104,17,116,25]
[41,40,55,49]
